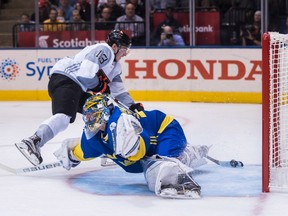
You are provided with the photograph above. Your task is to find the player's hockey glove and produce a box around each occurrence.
[129,103,144,112]
[90,69,110,94]
[91,81,110,94]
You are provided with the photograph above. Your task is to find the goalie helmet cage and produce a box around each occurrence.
[262,32,288,193]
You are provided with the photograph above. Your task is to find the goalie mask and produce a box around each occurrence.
[83,94,113,132]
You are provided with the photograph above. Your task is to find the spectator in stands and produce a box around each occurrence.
[95,6,114,30]
[17,13,35,32]
[0,0,9,9]
[232,0,259,22]
[196,0,218,12]
[97,0,124,21]
[220,0,257,46]
[239,10,261,46]
[114,2,145,46]
[31,0,54,23]
[67,9,88,30]
[127,0,145,18]
[57,8,66,22]
[43,7,66,31]
[58,0,74,21]
[50,0,60,6]
[158,25,185,46]
[98,0,126,9]
[150,4,182,45]
[149,0,177,12]
[177,0,190,10]
[75,0,91,22]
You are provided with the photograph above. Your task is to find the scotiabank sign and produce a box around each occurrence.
[152,11,220,45]
[195,12,220,45]
[18,30,110,48]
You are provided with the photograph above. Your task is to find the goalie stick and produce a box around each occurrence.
[0,161,61,174]
[205,155,244,168]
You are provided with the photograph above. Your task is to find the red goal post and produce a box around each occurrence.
[262,32,288,192]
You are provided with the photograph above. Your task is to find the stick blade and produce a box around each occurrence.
[227,160,244,168]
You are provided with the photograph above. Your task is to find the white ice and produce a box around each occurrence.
[1,101,288,216]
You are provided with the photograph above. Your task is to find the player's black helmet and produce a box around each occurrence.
[107,30,132,48]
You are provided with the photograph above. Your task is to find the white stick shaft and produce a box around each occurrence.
[0,162,17,174]
[0,161,61,174]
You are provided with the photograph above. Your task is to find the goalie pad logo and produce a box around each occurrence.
[131,120,143,134]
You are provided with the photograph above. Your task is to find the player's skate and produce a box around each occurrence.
[15,134,43,166]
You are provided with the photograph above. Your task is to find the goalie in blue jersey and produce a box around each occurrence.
[54,94,210,199]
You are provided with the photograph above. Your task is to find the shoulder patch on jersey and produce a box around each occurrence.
[91,44,113,67]
[95,49,109,65]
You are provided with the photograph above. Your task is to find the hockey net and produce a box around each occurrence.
[262,32,288,192]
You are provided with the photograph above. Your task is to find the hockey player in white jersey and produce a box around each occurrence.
[15,30,144,166]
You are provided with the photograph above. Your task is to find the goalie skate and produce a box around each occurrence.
[15,134,43,166]
[159,183,201,199]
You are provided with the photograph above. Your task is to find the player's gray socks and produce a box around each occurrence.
[36,124,54,147]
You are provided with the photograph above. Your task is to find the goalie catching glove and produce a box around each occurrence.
[115,113,143,158]
[53,138,81,170]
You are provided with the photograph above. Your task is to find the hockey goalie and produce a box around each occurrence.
[54,94,209,199]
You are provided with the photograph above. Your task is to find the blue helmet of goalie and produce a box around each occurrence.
[83,94,113,131]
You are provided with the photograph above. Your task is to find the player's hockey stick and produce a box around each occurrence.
[205,155,244,168]
[0,161,61,174]
[106,95,135,114]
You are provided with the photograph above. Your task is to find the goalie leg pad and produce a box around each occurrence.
[178,144,210,169]
[142,156,201,199]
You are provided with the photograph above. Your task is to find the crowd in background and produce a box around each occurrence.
[0,0,8,8]
[10,0,288,46]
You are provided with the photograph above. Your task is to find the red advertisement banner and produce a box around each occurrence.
[195,11,220,45]
[18,30,111,48]
[152,11,220,45]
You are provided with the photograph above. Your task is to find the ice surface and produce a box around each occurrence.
[1,101,288,216]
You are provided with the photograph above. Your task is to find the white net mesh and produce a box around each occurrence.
[269,32,288,191]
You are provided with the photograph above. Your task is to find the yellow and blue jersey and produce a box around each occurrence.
[74,106,187,173]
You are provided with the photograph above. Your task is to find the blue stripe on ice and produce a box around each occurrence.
[69,167,153,196]
[193,164,262,197]
[69,164,262,197]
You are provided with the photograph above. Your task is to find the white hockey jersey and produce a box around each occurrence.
[50,43,134,107]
